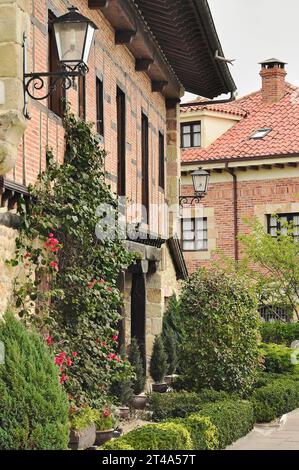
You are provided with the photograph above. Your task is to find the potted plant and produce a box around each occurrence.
[94,407,115,446]
[110,346,134,419]
[150,335,168,393]
[128,338,147,409]
[69,406,96,450]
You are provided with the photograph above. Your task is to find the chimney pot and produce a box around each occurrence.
[259,58,287,104]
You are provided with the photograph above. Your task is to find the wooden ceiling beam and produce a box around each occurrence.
[88,0,109,8]
[135,58,154,72]
[115,30,136,45]
[152,80,168,93]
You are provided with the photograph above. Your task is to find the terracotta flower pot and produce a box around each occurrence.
[119,406,130,420]
[152,383,168,393]
[69,423,96,450]
[131,394,147,410]
[95,429,114,446]
[164,374,179,385]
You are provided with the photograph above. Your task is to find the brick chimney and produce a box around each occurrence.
[259,58,287,104]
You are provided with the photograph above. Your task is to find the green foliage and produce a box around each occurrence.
[179,269,260,395]
[162,330,177,375]
[0,312,69,450]
[128,338,145,395]
[110,345,134,406]
[101,440,134,450]
[198,400,255,449]
[148,390,231,421]
[70,406,97,430]
[260,342,295,374]
[251,378,299,422]
[150,335,168,383]
[93,408,114,431]
[170,415,219,450]
[108,423,192,450]
[10,114,135,405]
[239,218,299,320]
[260,321,299,346]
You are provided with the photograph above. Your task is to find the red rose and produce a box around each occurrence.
[72,351,78,357]
[46,335,53,346]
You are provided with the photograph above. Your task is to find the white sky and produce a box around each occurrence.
[182,0,299,102]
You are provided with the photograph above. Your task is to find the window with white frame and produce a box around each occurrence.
[181,122,201,148]
[182,218,208,251]
[267,213,299,242]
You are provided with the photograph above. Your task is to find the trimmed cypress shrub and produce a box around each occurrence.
[171,415,219,450]
[128,338,146,395]
[260,321,299,346]
[0,312,69,450]
[260,342,295,374]
[150,335,168,383]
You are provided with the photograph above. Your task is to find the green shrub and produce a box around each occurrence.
[148,390,231,421]
[150,335,168,383]
[148,392,203,421]
[101,439,134,450]
[251,378,299,422]
[260,342,295,373]
[198,400,255,449]
[116,423,192,450]
[260,321,299,346]
[162,330,177,375]
[171,415,219,450]
[70,406,96,430]
[0,312,69,450]
[128,338,146,395]
[179,269,260,394]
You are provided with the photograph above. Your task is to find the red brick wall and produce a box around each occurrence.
[182,173,299,272]
[8,0,168,234]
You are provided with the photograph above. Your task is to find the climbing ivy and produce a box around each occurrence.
[10,114,136,406]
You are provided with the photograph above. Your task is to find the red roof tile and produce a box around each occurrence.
[182,84,299,163]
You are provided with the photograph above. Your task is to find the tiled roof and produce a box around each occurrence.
[182,83,299,163]
[181,99,248,117]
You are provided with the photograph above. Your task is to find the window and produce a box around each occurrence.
[96,77,104,137]
[141,113,149,222]
[158,131,165,190]
[267,213,299,242]
[182,218,208,251]
[250,128,272,139]
[78,75,86,120]
[48,10,65,117]
[116,87,126,196]
[259,305,291,323]
[181,122,201,148]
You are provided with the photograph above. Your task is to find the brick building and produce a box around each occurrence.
[181,59,299,280]
[0,0,235,364]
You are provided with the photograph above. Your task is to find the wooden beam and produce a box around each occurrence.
[166,98,181,109]
[275,163,284,169]
[152,80,168,93]
[135,58,154,72]
[88,0,109,8]
[238,167,247,172]
[288,162,298,168]
[214,169,223,173]
[115,30,136,45]
[262,164,272,170]
[251,165,260,171]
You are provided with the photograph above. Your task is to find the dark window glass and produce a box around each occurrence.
[116,87,126,196]
[141,113,149,223]
[96,77,104,137]
[259,305,292,323]
[181,122,201,148]
[182,218,208,251]
[267,213,299,242]
[158,132,165,190]
[48,11,65,117]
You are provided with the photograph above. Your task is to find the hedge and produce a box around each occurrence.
[102,423,192,450]
[260,342,296,374]
[170,415,219,450]
[197,400,255,449]
[260,322,299,346]
[102,440,134,450]
[148,390,231,421]
[251,378,299,422]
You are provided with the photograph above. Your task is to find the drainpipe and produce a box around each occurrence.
[225,163,239,262]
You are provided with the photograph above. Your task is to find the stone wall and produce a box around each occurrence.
[0,213,18,316]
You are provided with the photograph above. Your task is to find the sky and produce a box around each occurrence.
[182,0,299,102]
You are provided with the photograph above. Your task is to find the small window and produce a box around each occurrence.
[182,218,208,251]
[181,122,201,148]
[116,87,126,197]
[96,77,104,137]
[267,213,299,242]
[141,113,149,222]
[250,128,272,139]
[259,305,292,323]
[158,132,165,190]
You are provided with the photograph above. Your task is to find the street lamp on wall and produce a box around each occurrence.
[23,6,97,118]
[179,168,210,206]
